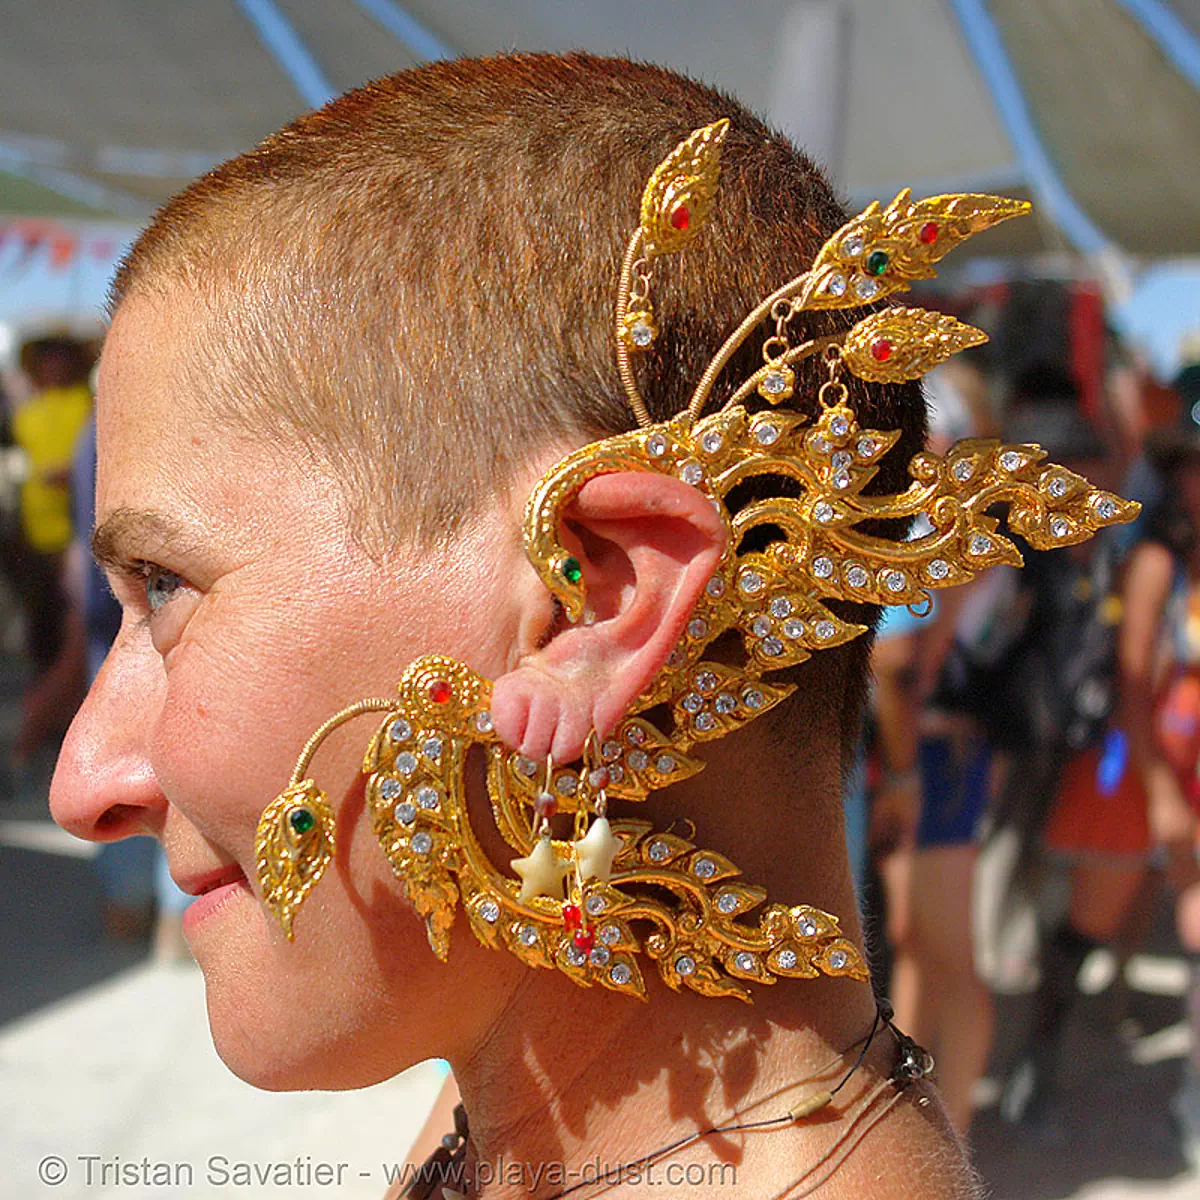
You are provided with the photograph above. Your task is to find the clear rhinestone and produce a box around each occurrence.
[885,571,907,593]
[813,501,834,523]
[829,949,848,970]
[589,945,611,966]
[783,618,805,639]
[769,597,792,618]
[696,670,719,693]
[646,433,668,458]
[474,711,494,733]
[717,892,739,914]
[555,773,578,796]
[1096,497,1117,520]
[607,764,625,783]
[706,575,726,598]
[694,857,717,878]
[798,916,818,936]
[381,777,403,800]
[395,801,416,824]
[687,617,708,639]
[388,719,411,743]
[666,647,685,668]
[626,726,647,745]
[675,955,696,976]
[1051,516,1070,538]
[969,534,992,556]
[656,755,676,775]
[411,832,432,855]
[811,435,831,455]
[762,370,788,396]
[609,963,632,986]
[701,430,724,454]
[395,752,418,776]
[416,785,440,809]
[479,899,500,923]
[751,615,772,638]
[734,952,756,972]
[682,692,704,714]
[842,234,865,257]
[630,321,654,347]
[847,565,869,588]
[743,688,765,710]
[714,692,737,715]
[516,755,538,777]
[778,949,798,970]
[827,273,847,296]
[999,450,1023,472]
[855,275,880,300]
[586,895,607,915]
[423,737,442,760]
[815,620,836,640]
[832,449,851,469]
[755,422,780,446]
[518,924,538,946]
[833,471,851,490]
[694,712,717,733]
[761,637,784,656]
[599,924,620,945]
[927,558,950,581]
[566,945,587,967]
[627,749,648,771]
[1048,475,1069,499]
[601,741,622,762]
[952,459,974,482]
[813,557,834,579]
[681,461,704,486]
[857,437,879,458]
[648,840,671,862]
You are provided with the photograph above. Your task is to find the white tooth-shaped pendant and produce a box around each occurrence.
[574,817,619,884]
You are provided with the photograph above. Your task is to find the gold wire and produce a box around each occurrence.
[288,698,398,787]
[615,229,653,428]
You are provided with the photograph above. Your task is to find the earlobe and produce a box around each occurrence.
[491,471,727,762]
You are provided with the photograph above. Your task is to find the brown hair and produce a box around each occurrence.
[112,52,926,755]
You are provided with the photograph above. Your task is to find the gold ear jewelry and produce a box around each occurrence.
[255,121,1138,1001]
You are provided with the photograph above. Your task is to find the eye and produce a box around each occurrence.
[144,565,183,613]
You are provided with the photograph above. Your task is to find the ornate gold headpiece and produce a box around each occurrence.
[255,121,1137,1002]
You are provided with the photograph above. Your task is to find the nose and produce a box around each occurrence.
[50,629,167,843]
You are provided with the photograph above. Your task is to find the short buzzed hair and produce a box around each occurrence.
[112,52,926,754]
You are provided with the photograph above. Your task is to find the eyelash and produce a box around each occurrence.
[134,562,183,614]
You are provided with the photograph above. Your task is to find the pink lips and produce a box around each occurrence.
[177,866,252,934]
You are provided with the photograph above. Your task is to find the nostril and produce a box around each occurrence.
[94,804,146,837]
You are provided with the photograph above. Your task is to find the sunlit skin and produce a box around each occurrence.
[51,290,969,1197]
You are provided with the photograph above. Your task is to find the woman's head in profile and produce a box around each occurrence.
[47,54,997,1196]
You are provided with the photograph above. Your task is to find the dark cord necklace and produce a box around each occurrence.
[403,1001,931,1200]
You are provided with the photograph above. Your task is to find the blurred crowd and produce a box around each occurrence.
[2,281,1200,1163]
[849,280,1200,1162]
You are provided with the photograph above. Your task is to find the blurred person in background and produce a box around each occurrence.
[1016,409,1200,1159]
[7,335,92,761]
[869,361,1000,1135]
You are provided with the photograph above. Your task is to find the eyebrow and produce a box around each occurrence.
[91,508,200,572]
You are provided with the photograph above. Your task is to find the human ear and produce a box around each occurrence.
[490,471,727,763]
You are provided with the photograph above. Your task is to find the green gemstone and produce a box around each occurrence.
[289,808,315,835]
[866,249,889,276]
[562,556,583,584]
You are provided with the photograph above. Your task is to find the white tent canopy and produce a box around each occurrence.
[1,0,1197,256]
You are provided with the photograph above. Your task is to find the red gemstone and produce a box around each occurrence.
[534,791,558,819]
[428,680,453,704]
[562,903,582,930]
[918,222,939,245]
[588,767,610,791]
[669,204,690,231]
[573,927,595,955]
[871,338,892,362]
